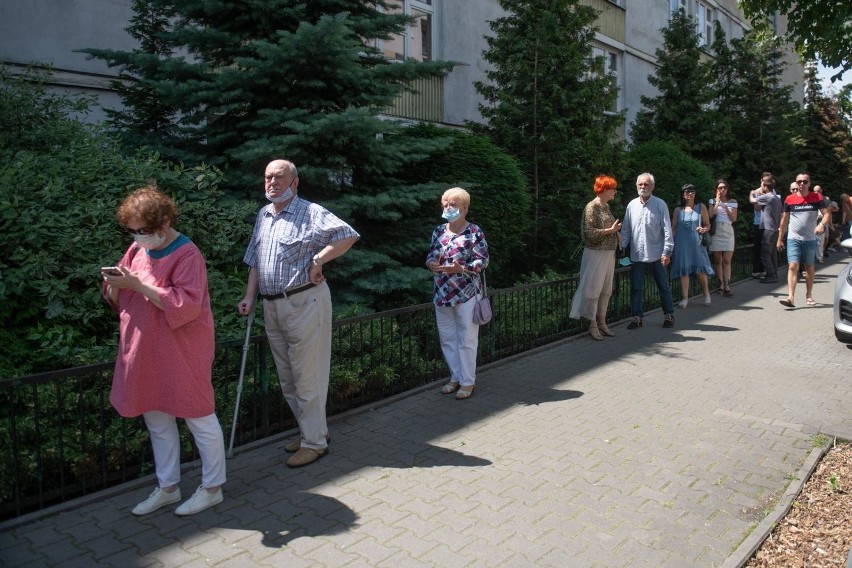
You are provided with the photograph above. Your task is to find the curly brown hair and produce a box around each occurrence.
[116,186,177,232]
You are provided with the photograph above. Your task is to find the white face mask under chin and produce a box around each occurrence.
[266,186,294,203]
[133,232,167,250]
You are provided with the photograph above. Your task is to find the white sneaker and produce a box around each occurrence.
[175,485,223,516]
[677,300,688,309]
[703,294,712,306]
[132,487,181,515]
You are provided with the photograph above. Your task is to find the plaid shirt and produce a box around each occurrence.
[426,223,489,307]
[243,197,359,295]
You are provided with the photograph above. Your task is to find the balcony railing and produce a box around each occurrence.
[0,246,756,521]
[384,75,443,123]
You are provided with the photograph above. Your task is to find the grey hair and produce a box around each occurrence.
[637,172,655,186]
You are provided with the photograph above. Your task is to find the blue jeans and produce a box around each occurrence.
[630,260,674,317]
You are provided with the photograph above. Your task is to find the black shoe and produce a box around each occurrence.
[760,277,779,283]
[663,314,674,328]
[627,317,642,330]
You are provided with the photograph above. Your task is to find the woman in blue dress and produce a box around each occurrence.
[671,184,714,308]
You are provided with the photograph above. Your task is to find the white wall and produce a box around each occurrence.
[0,0,136,119]
[440,0,505,126]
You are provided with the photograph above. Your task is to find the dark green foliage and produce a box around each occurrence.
[0,68,257,376]
[739,0,852,77]
[624,141,715,208]
[81,0,456,308]
[630,9,716,163]
[709,25,799,193]
[398,124,531,287]
[797,78,852,195]
[472,0,624,274]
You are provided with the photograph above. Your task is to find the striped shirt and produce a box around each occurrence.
[243,197,359,295]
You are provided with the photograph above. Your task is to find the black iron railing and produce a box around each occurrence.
[0,246,757,520]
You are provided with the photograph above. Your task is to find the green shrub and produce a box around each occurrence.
[624,141,715,208]
[0,68,257,376]
[398,124,531,287]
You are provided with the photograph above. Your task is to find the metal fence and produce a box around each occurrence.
[0,246,756,520]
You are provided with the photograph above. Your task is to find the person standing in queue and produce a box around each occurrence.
[102,186,226,516]
[237,160,359,468]
[426,188,489,400]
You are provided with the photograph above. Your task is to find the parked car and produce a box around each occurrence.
[833,238,852,343]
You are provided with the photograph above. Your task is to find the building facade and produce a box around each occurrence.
[0,0,803,136]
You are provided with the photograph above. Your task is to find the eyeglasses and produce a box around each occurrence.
[796,179,809,184]
[124,226,152,235]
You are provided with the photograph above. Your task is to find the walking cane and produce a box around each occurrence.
[227,311,255,459]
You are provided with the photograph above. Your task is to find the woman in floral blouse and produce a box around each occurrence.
[425,188,489,400]
[569,175,621,340]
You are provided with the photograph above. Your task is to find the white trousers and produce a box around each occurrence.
[435,297,480,387]
[143,411,226,489]
[264,282,331,450]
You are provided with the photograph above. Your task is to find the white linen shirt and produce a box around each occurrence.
[619,194,674,262]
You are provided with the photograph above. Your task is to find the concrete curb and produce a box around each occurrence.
[722,437,834,568]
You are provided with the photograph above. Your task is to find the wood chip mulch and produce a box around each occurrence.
[745,442,852,568]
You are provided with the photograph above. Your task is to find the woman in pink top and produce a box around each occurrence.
[102,186,225,516]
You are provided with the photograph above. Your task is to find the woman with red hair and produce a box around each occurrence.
[569,175,622,340]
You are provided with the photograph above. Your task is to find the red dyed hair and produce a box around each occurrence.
[594,175,617,195]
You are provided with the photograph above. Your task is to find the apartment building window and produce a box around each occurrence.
[380,0,434,62]
[670,0,687,14]
[696,1,714,47]
[591,46,621,113]
[670,0,714,47]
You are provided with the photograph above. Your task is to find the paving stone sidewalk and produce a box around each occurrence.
[2,258,851,568]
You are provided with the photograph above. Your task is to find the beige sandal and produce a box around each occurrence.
[441,382,460,394]
[455,387,475,400]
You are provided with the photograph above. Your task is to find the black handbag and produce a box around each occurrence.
[699,203,712,247]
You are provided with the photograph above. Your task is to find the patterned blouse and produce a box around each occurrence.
[425,223,489,307]
[581,199,618,250]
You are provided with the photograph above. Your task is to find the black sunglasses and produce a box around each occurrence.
[124,226,152,236]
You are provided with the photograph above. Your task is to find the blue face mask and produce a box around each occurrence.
[442,207,461,222]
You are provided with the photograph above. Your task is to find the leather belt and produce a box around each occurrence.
[259,282,315,301]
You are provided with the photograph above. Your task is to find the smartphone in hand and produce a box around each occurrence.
[100,266,122,277]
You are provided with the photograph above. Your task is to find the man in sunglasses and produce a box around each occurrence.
[776,173,831,308]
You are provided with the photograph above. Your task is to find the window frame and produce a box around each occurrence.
[590,45,622,115]
[696,1,714,47]
[377,0,437,63]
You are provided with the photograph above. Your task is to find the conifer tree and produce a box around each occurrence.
[630,9,715,163]
[82,0,185,159]
[709,25,799,185]
[472,0,622,274]
[83,0,455,308]
[798,75,852,194]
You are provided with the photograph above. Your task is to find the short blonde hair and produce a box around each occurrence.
[441,187,471,208]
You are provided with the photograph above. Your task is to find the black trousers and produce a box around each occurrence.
[752,224,763,272]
